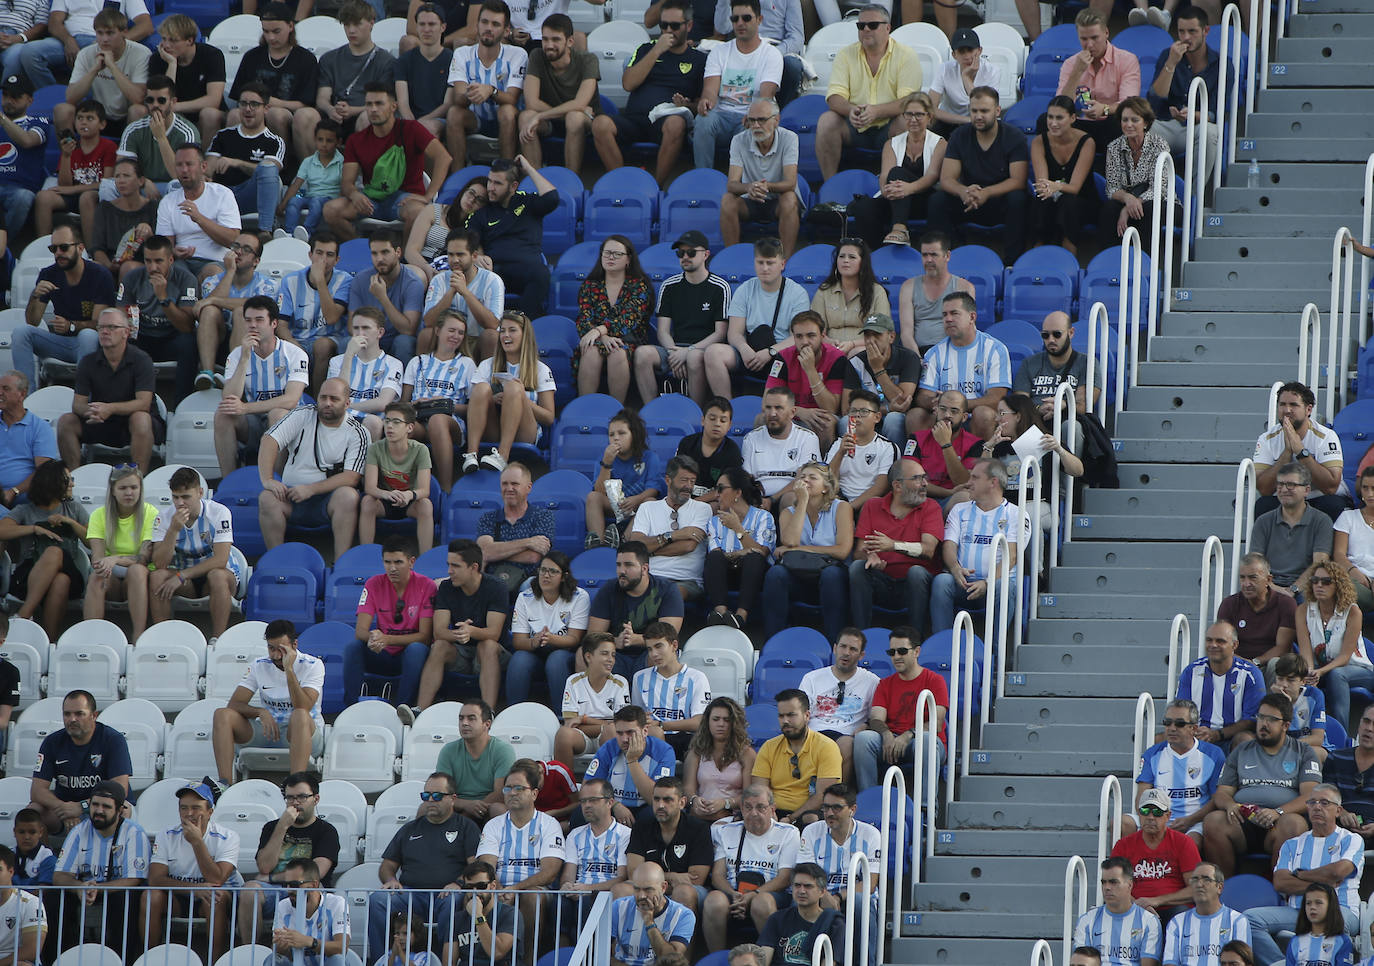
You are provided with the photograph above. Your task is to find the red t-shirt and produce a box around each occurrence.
[873,669,949,744]
[1110,829,1200,901]
[765,343,848,410]
[855,493,945,578]
[343,119,435,197]
[902,430,980,491]
[536,759,577,814]
[70,137,117,185]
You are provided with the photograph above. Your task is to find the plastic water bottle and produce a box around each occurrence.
[1247,158,1261,189]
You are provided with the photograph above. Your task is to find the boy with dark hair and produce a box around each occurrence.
[35,99,117,238]
[676,396,742,506]
[279,120,345,239]
[315,0,397,136]
[360,400,435,552]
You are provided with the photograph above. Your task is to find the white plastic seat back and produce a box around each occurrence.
[71,463,114,509]
[135,777,188,847]
[0,775,35,848]
[132,943,205,966]
[364,780,423,863]
[401,701,462,782]
[8,696,64,777]
[166,396,223,482]
[682,648,748,704]
[212,944,274,966]
[322,703,401,793]
[26,386,75,427]
[804,22,860,93]
[0,620,49,709]
[318,779,368,873]
[974,20,1029,71]
[56,619,129,660]
[333,862,381,950]
[55,944,125,966]
[372,17,408,55]
[206,638,268,704]
[587,21,650,107]
[296,16,346,58]
[49,643,124,706]
[129,621,207,712]
[684,626,756,675]
[144,465,211,509]
[163,699,220,781]
[0,308,24,371]
[218,778,285,813]
[99,698,167,791]
[212,799,280,873]
[261,238,310,266]
[214,622,270,653]
[491,702,559,763]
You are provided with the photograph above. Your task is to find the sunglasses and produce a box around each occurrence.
[1041,330,1065,339]
[675,248,702,257]
[887,647,912,656]
[730,12,753,20]
[789,753,801,780]
[856,19,887,28]
[1311,576,1335,586]
[659,19,685,28]
[48,243,76,253]
[1160,717,1193,728]
[393,602,406,623]
[419,791,450,802]
[1138,805,1167,817]
[144,96,170,105]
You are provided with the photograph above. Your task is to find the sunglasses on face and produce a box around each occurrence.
[887,647,912,656]
[659,19,685,28]
[1311,576,1335,586]
[145,96,169,105]
[856,19,887,28]
[1138,805,1167,817]
[419,791,450,802]
[48,243,76,253]
[730,13,753,21]
[1041,330,1065,339]
[1160,717,1193,728]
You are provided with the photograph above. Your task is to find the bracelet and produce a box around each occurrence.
[940,442,952,450]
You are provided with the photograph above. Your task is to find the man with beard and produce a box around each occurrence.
[30,691,132,834]
[754,690,841,828]
[853,629,947,789]
[609,863,696,966]
[586,543,685,679]
[849,460,943,631]
[236,772,341,947]
[1012,311,1094,420]
[720,98,800,257]
[1252,382,1348,522]
[627,457,712,601]
[52,781,151,959]
[467,156,559,315]
[1201,692,1321,877]
[445,0,527,166]
[14,224,115,390]
[112,232,200,403]
[621,777,713,914]
[741,386,822,508]
[211,621,326,786]
[929,87,1028,261]
[516,14,599,175]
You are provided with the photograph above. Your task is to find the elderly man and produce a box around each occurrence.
[1072,858,1161,966]
[475,461,555,596]
[692,0,781,169]
[1254,383,1347,521]
[1174,622,1264,750]
[854,627,947,788]
[721,97,801,257]
[257,378,368,560]
[56,307,160,474]
[0,372,57,510]
[848,460,943,630]
[14,224,114,390]
[1110,789,1201,917]
[1160,862,1250,966]
[29,691,133,834]
[754,690,842,827]
[1244,783,1362,966]
[1250,462,1334,593]
[1131,699,1226,842]
[929,87,1028,261]
[1215,552,1297,667]
[627,457,712,600]
[913,293,1010,440]
[609,863,696,966]
[1202,692,1321,877]
[1057,9,1141,151]
[1012,311,1095,420]
[815,5,921,182]
[932,459,1023,632]
[702,784,800,952]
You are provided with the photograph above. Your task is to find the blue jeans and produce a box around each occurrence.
[231,165,283,232]
[1245,903,1359,966]
[343,638,430,706]
[1320,663,1374,734]
[18,33,95,88]
[762,561,848,642]
[365,890,456,965]
[284,195,327,234]
[380,331,417,365]
[853,727,946,790]
[847,559,934,632]
[505,647,576,706]
[931,572,1017,632]
[0,29,25,81]
[11,324,100,388]
[0,182,38,237]
[880,410,906,447]
[692,109,743,168]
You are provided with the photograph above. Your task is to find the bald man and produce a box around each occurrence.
[609,863,697,966]
[1174,622,1265,751]
[1012,311,1097,420]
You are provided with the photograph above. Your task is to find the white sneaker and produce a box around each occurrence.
[396,704,417,726]
[1128,6,1148,24]
[1146,6,1169,27]
[462,452,480,475]
[273,228,289,239]
[480,451,507,472]
[293,226,311,242]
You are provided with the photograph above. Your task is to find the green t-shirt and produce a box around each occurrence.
[365,439,433,492]
[435,735,518,801]
[86,502,159,557]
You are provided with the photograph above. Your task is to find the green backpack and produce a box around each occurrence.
[363,142,407,200]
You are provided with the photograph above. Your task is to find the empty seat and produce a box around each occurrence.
[400,701,463,781]
[728,395,763,442]
[587,20,649,107]
[243,543,327,627]
[205,631,269,704]
[51,620,128,707]
[99,698,168,791]
[135,777,186,844]
[0,776,34,847]
[520,166,585,257]
[322,702,402,793]
[295,15,346,59]
[804,23,859,99]
[132,944,204,966]
[1003,247,1080,319]
[5,697,62,785]
[1022,24,1080,98]
[333,862,381,951]
[639,394,703,466]
[163,700,220,780]
[584,169,659,251]
[0,618,49,709]
[71,463,114,510]
[364,781,423,863]
[128,621,207,713]
[549,240,602,318]
[1080,247,1153,327]
[570,547,616,593]
[681,647,748,704]
[706,243,757,287]
[55,945,125,966]
[297,621,354,716]
[491,702,560,762]
[25,386,74,427]
[213,468,270,558]
[684,626,756,676]
[783,244,837,299]
[529,469,594,557]
[215,779,284,873]
[318,778,368,873]
[948,245,1005,319]
[889,22,951,101]
[661,170,729,250]
[533,314,579,411]
[442,472,504,546]
[759,627,831,669]
[166,392,224,481]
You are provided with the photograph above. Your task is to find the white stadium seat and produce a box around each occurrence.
[162,699,220,781]
[804,22,860,95]
[135,777,188,844]
[364,781,422,864]
[891,22,951,99]
[208,15,263,104]
[212,945,274,966]
[55,944,125,966]
[261,237,310,266]
[322,703,402,793]
[129,621,207,713]
[0,308,24,372]
[0,617,49,709]
[205,634,268,704]
[684,625,756,675]
[25,386,73,428]
[490,702,559,763]
[974,20,1029,72]
[682,647,748,704]
[132,943,204,966]
[318,778,368,873]
[71,463,114,510]
[0,775,35,848]
[587,21,649,108]
[143,465,211,510]
[99,698,167,791]
[49,641,125,707]
[372,17,408,56]
[6,696,62,778]
[166,392,224,481]
[400,701,462,781]
[296,16,346,59]
[333,862,381,951]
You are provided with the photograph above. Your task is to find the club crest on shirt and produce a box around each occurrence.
[678,62,691,74]
[1283,760,1296,774]
[673,845,686,858]
[1188,765,1200,779]
[446,831,458,843]
[90,755,102,767]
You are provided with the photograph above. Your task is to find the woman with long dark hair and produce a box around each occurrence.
[0,460,88,637]
[576,234,653,400]
[684,697,756,822]
[1031,95,1096,253]
[811,238,888,354]
[507,550,591,706]
[405,176,490,280]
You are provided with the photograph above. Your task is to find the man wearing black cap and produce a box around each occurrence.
[0,73,48,238]
[52,780,152,959]
[842,311,921,448]
[143,780,242,963]
[633,230,730,406]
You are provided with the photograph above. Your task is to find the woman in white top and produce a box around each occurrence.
[461,310,557,474]
[1334,466,1374,621]
[401,311,477,492]
[929,30,1005,133]
[846,92,946,250]
[1296,559,1369,732]
[507,550,590,708]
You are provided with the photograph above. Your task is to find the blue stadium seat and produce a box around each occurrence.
[637,243,685,287]
[337,238,373,276]
[745,702,779,747]
[1003,247,1080,320]
[530,468,594,557]
[760,627,832,668]
[322,543,383,624]
[243,544,326,627]
[551,393,624,477]
[1022,24,1080,97]
[859,627,894,677]
[215,467,271,557]
[641,394,703,466]
[585,168,659,251]
[536,949,576,966]
[779,94,826,187]
[297,621,353,714]
[173,0,228,31]
[729,395,763,441]
[708,243,757,286]
[985,319,1043,358]
[1002,95,1050,138]
[752,663,808,701]
[948,245,1005,321]
[442,470,504,545]
[697,952,730,966]
[872,245,922,309]
[1324,715,1349,749]
[533,315,579,411]
[1112,25,1173,79]
[1080,248,1153,329]
[662,170,729,250]
[521,166,585,256]
[920,629,985,715]
[549,240,602,318]
[855,785,917,871]
[532,314,578,352]
[1332,400,1374,496]
[571,547,617,592]
[784,243,837,299]
[436,165,491,204]
[1069,325,1119,402]
[1223,874,1280,912]
[415,546,450,580]
[819,170,880,235]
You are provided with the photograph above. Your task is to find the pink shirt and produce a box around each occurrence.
[1057,43,1141,107]
[357,572,437,654]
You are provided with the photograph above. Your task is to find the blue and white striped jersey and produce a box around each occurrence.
[1136,739,1227,823]
[799,818,881,893]
[1277,828,1364,910]
[201,270,279,305]
[562,821,630,885]
[152,499,233,570]
[610,895,696,966]
[273,892,350,958]
[327,352,404,420]
[447,45,528,123]
[56,816,152,882]
[423,267,505,322]
[630,665,710,723]
[919,331,1012,398]
[1073,904,1162,966]
[1173,657,1264,730]
[1285,932,1353,966]
[477,811,565,888]
[943,497,1025,581]
[223,339,310,403]
[403,353,477,405]
[1162,905,1251,966]
[278,266,353,344]
[1292,685,1328,738]
[705,504,776,555]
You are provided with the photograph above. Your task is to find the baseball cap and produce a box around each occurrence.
[90,780,127,811]
[1138,789,1172,812]
[861,313,895,334]
[673,230,710,252]
[950,27,981,50]
[176,780,218,807]
[2,74,33,96]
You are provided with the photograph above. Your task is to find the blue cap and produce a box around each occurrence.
[176,781,216,806]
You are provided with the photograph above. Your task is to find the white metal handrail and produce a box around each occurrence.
[880,763,909,932]
[1096,775,1122,905]
[845,851,875,966]
[1332,227,1357,419]
[1266,379,1283,427]
[1199,534,1225,652]
[949,609,977,806]
[1216,1,1246,192]
[1231,459,1256,593]
[981,532,1011,735]
[1051,380,1080,565]
[1009,457,1043,688]
[1032,937,1056,966]
[1119,226,1146,399]
[1296,303,1326,420]
[1360,153,1374,352]
[1148,152,1178,346]
[1165,612,1193,698]
[909,688,939,899]
[812,932,834,966]
[1181,74,1210,265]
[1132,690,1156,781]
[1083,300,1112,426]
[1062,855,1089,966]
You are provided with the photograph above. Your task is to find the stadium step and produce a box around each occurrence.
[992,696,1143,726]
[954,775,1111,805]
[1212,184,1364,215]
[892,935,1043,966]
[1035,589,1205,618]
[1114,436,1255,463]
[1157,309,1319,340]
[914,879,1074,914]
[1047,561,1207,594]
[930,827,1102,857]
[1027,613,1181,645]
[1194,211,1357,236]
[966,747,1137,775]
[1191,234,1336,263]
[1012,643,1169,676]
[982,720,1141,751]
[1005,670,1163,698]
[1117,385,1272,416]
[1159,286,1317,313]
[1146,334,1300,364]
[1102,410,1265,446]
[1287,10,1374,33]
[1114,460,1250,490]
[926,853,1078,887]
[1239,136,1374,161]
[1256,89,1374,113]
[1177,258,1335,289]
[1135,360,1294,385]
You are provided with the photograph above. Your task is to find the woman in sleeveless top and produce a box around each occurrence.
[403,177,489,280]
[684,697,756,823]
[762,462,854,641]
[1297,560,1369,732]
[1030,96,1096,253]
[847,93,946,250]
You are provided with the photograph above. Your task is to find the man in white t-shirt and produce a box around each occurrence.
[143,781,242,963]
[155,142,243,284]
[0,844,46,966]
[211,620,326,787]
[627,456,714,598]
[693,0,783,168]
[703,783,800,952]
[742,386,822,505]
[825,388,898,513]
[149,467,238,641]
[1252,380,1349,522]
[798,782,880,907]
[799,628,880,783]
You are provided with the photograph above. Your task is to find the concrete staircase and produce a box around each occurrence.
[890,6,1371,962]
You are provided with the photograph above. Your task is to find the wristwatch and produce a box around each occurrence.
[474,916,487,926]
[1296,448,1312,460]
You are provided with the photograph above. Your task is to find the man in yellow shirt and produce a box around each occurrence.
[815,5,923,181]
[753,689,843,827]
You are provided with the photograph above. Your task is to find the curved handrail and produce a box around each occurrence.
[1231,459,1256,594]
[1132,691,1156,782]
[949,609,977,804]
[1096,775,1122,906]
[1182,74,1209,265]
[1199,535,1225,653]
[1082,301,1111,428]
[1147,153,1178,351]
[1062,855,1088,966]
[880,763,908,939]
[1010,458,1043,685]
[1032,937,1056,966]
[1360,154,1374,351]
[812,932,834,966]
[1266,379,1283,428]
[1120,227,1145,397]
[910,689,939,900]
[1257,0,1273,98]
[1051,380,1079,564]
[1245,0,1261,128]
[1296,303,1326,421]
[982,532,1011,735]
[844,851,874,966]
[1217,2,1245,192]
[1165,613,1192,698]
[1331,227,1356,419]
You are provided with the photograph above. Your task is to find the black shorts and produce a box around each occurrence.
[82,412,167,448]
[611,113,673,144]
[382,500,411,521]
[1241,817,1270,854]
[742,196,780,221]
[12,555,85,598]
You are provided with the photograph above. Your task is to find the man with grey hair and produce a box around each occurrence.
[1161,861,1251,966]
[0,370,57,509]
[1174,622,1264,752]
[1249,462,1334,595]
[729,943,768,966]
[693,0,782,169]
[848,459,943,630]
[1216,552,1297,666]
[721,97,801,257]
[703,784,800,952]
[931,458,1025,632]
[1128,698,1226,842]
[1244,782,1361,965]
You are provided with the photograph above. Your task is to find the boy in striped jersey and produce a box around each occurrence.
[420,230,503,357]
[1073,857,1162,966]
[931,458,1025,633]
[277,231,354,393]
[559,779,630,937]
[193,232,281,391]
[631,622,709,756]
[0,844,47,966]
[148,467,237,641]
[214,295,309,478]
[1161,863,1251,966]
[327,308,404,440]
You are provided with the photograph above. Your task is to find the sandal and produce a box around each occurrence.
[882,228,910,246]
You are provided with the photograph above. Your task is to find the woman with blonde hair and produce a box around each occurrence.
[1295,558,1368,732]
[762,461,854,641]
[684,696,756,823]
[846,92,947,250]
[461,310,556,474]
[84,465,157,639]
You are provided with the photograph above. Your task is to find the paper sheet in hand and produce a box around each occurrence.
[1010,425,1044,466]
